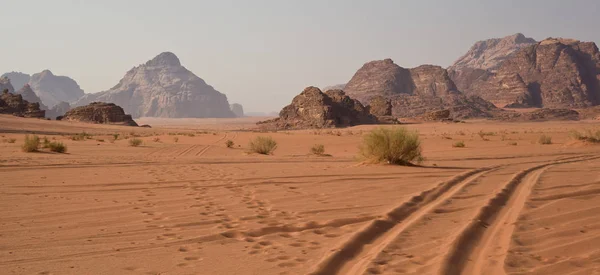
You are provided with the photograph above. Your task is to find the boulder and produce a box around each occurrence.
[61,102,138,126]
[0,89,45,118]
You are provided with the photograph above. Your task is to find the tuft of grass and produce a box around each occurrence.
[478,130,495,141]
[507,141,518,146]
[48,141,67,153]
[310,144,326,155]
[112,133,120,141]
[570,129,600,143]
[225,140,234,148]
[21,135,40,152]
[3,138,17,143]
[153,137,161,143]
[173,137,179,143]
[248,136,277,155]
[452,141,466,148]
[360,127,423,166]
[129,138,143,147]
[96,139,105,142]
[538,135,552,145]
[71,132,92,141]
[186,133,196,137]
[42,136,50,148]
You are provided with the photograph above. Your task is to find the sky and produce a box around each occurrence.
[2,0,599,113]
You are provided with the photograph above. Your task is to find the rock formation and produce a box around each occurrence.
[366,95,392,117]
[344,59,497,119]
[75,52,235,118]
[0,77,15,94]
[0,89,45,118]
[494,108,580,121]
[28,70,84,108]
[46,101,71,119]
[230,103,244,117]
[1,72,31,91]
[16,84,48,110]
[61,102,138,126]
[258,86,381,129]
[455,37,600,108]
[322,84,346,91]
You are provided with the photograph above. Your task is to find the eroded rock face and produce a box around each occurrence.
[16,84,48,110]
[28,70,84,108]
[461,38,600,108]
[344,59,497,118]
[0,89,45,118]
[230,103,244,117]
[367,95,392,116]
[0,77,14,94]
[62,102,138,126]
[1,72,31,91]
[494,108,580,121]
[258,86,380,129]
[75,52,235,118]
[47,101,71,119]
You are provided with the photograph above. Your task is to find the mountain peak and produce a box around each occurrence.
[145,52,181,67]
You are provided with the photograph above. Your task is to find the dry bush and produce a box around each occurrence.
[538,135,552,145]
[310,144,325,155]
[21,135,40,152]
[225,140,234,148]
[153,137,161,143]
[129,138,143,147]
[2,138,17,143]
[173,137,179,143]
[360,127,423,166]
[453,141,466,148]
[71,132,92,141]
[507,141,518,146]
[249,136,277,155]
[48,141,67,153]
[570,129,600,143]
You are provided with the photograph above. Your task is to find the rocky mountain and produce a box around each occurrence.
[60,102,138,126]
[1,72,31,91]
[322,84,346,91]
[47,101,71,119]
[230,103,244,117]
[75,52,235,118]
[462,38,600,108]
[0,89,45,118]
[28,70,84,108]
[258,86,388,130]
[16,84,48,110]
[344,59,497,118]
[0,77,14,94]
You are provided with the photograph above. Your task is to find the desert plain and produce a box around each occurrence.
[1,115,599,275]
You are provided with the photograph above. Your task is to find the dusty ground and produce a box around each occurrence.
[1,114,599,275]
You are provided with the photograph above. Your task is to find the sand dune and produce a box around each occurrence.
[1,114,599,275]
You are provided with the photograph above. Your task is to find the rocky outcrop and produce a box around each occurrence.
[366,95,392,116]
[61,102,138,126]
[230,103,244,117]
[0,89,45,118]
[460,38,600,108]
[75,52,235,118]
[16,84,48,110]
[494,108,580,121]
[258,86,381,129]
[344,59,497,119]
[1,72,31,91]
[322,84,346,91]
[0,77,14,94]
[46,101,71,119]
[28,70,84,108]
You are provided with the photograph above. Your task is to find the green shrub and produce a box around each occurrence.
[570,129,600,143]
[453,141,466,148]
[311,144,326,155]
[48,141,67,153]
[249,136,277,155]
[360,127,423,165]
[21,135,40,152]
[538,135,552,145]
[129,138,143,147]
[225,140,234,148]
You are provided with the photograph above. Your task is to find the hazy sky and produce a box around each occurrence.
[2,0,599,112]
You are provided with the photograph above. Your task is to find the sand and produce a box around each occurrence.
[1,114,599,275]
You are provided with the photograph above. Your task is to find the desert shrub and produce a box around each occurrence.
[3,138,17,143]
[478,130,495,141]
[453,141,466,148]
[360,127,423,165]
[456,130,466,136]
[225,140,234,148]
[112,133,120,141]
[42,136,50,148]
[21,135,40,152]
[173,137,179,142]
[96,139,105,142]
[153,137,161,143]
[186,133,196,137]
[507,141,518,146]
[129,138,143,147]
[310,144,325,155]
[570,129,600,143]
[538,135,552,145]
[249,136,277,155]
[48,141,67,153]
[71,132,92,141]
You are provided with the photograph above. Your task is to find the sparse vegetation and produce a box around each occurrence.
[249,136,277,155]
[96,139,105,142]
[21,135,40,152]
[3,138,17,143]
[360,127,423,166]
[570,129,600,143]
[153,137,161,143]
[508,141,518,146]
[173,137,179,143]
[538,135,552,145]
[453,141,466,148]
[186,133,196,137]
[113,133,120,141]
[310,144,326,155]
[72,132,93,141]
[478,130,495,141]
[48,141,67,153]
[42,136,50,148]
[225,140,234,148]
[129,138,143,147]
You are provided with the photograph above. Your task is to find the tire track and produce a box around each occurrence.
[441,155,600,275]
[309,166,498,275]
[196,132,230,156]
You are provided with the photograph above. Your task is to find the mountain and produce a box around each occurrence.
[462,38,600,108]
[16,84,48,110]
[322,84,346,91]
[28,70,84,108]
[1,72,30,91]
[230,103,244,117]
[75,52,235,118]
[344,59,497,118]
[0,77,14,94]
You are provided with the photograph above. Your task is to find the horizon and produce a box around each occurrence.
[2,0,599,113]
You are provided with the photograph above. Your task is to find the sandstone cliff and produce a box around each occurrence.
[230,103,244,117]
[61,102,138,126]
[75,52,235,118]
[0,89,45,118]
